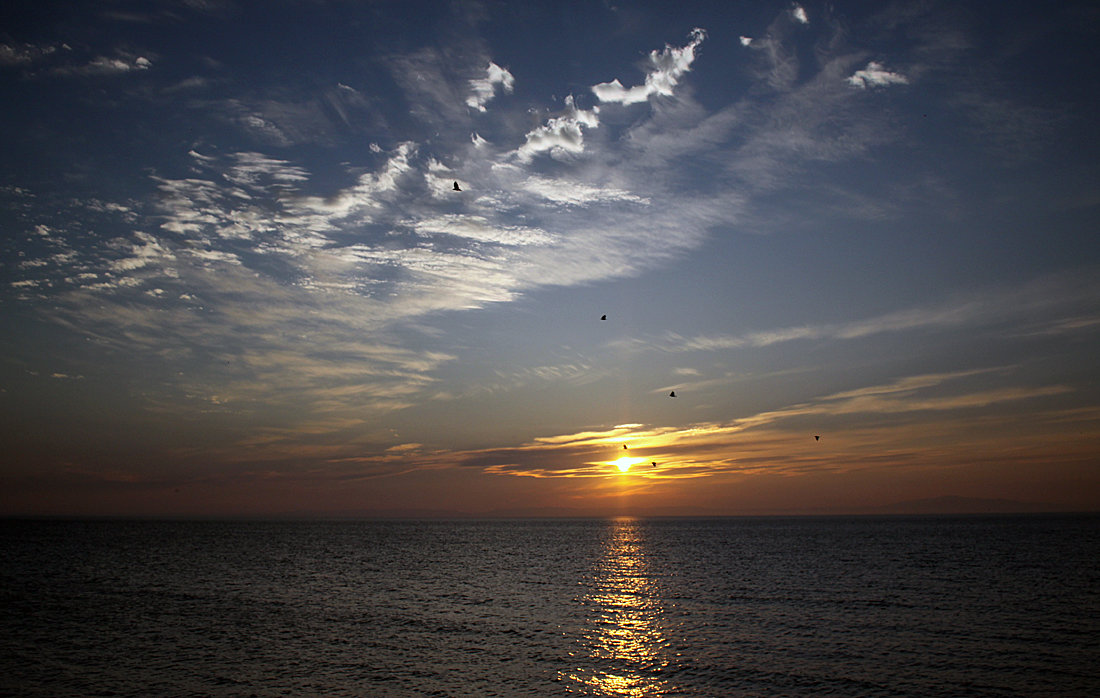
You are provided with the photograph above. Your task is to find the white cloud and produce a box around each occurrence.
[847,61,909,89]
[739,36,754,47]
[224,152,310,188]
[412,215,556,246]
[513,96,600,163]
[518,176,648,206]
[57,54,152,76]
[791,4,809,24]
[466,61,515,111]
[109,232,174,272]
[185,248,242,266]
[592,28,706,105]
[285,142,415,221]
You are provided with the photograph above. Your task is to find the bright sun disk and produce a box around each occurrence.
[612,456,637,472]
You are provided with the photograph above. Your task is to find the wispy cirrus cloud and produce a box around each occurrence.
[412,215,556,246]
[517,176,649,206]
[625,269,1100,356]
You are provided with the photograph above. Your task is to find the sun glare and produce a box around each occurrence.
[612,457,641,473]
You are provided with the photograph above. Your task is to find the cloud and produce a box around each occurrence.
[224,152,310,188]
[0,42,60,66]
[1,42,156,78]
[224,101,312,147]
[12,17,1055,464]
[462,366,1077,481]
[109,231,174,272]
[466,61,514,111]
[518,176,649,206]
[791,4,809,25]
[411,215,555,246]
[734,12,803,92]
[386,46,486,130]
[89,55,152,73]
[847,61,909,89]
[51,53,152,76]
[592,28,706,105]
[765,373,1073,423]
[513,96,600,162]
[627,269,1100,355]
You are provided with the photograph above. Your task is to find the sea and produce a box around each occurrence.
[1,515,1097,697]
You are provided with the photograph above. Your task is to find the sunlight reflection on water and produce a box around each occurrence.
[566,518,672,696]
[4,518,1097,696]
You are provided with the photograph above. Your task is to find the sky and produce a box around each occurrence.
[2,0,1099,517]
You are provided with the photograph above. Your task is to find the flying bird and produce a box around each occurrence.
[452,181,462,191]
[669,391,676,398]
[600,314,606,321]
[651,462,657,468]
[623,444,628,449]
[814,435,820,441]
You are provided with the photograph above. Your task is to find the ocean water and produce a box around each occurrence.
[1,516,1097,697]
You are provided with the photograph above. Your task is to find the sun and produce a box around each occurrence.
[612,456,636,473]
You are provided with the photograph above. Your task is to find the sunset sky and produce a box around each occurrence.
[2,0,1098,517]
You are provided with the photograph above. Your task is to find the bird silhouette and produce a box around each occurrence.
[651,462,657,468]
[600,314,606,321]
[814,435,820,441]
[623,444,628,449]
[669,391,676,398]
[452,181,462,191]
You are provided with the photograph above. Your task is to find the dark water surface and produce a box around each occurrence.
[2,515,1097,696]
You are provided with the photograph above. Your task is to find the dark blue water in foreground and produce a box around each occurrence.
[2,515,1098,697]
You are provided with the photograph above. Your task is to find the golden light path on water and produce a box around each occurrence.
[566,518,672,696]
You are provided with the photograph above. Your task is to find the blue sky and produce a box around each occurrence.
[2,0,1098,516]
